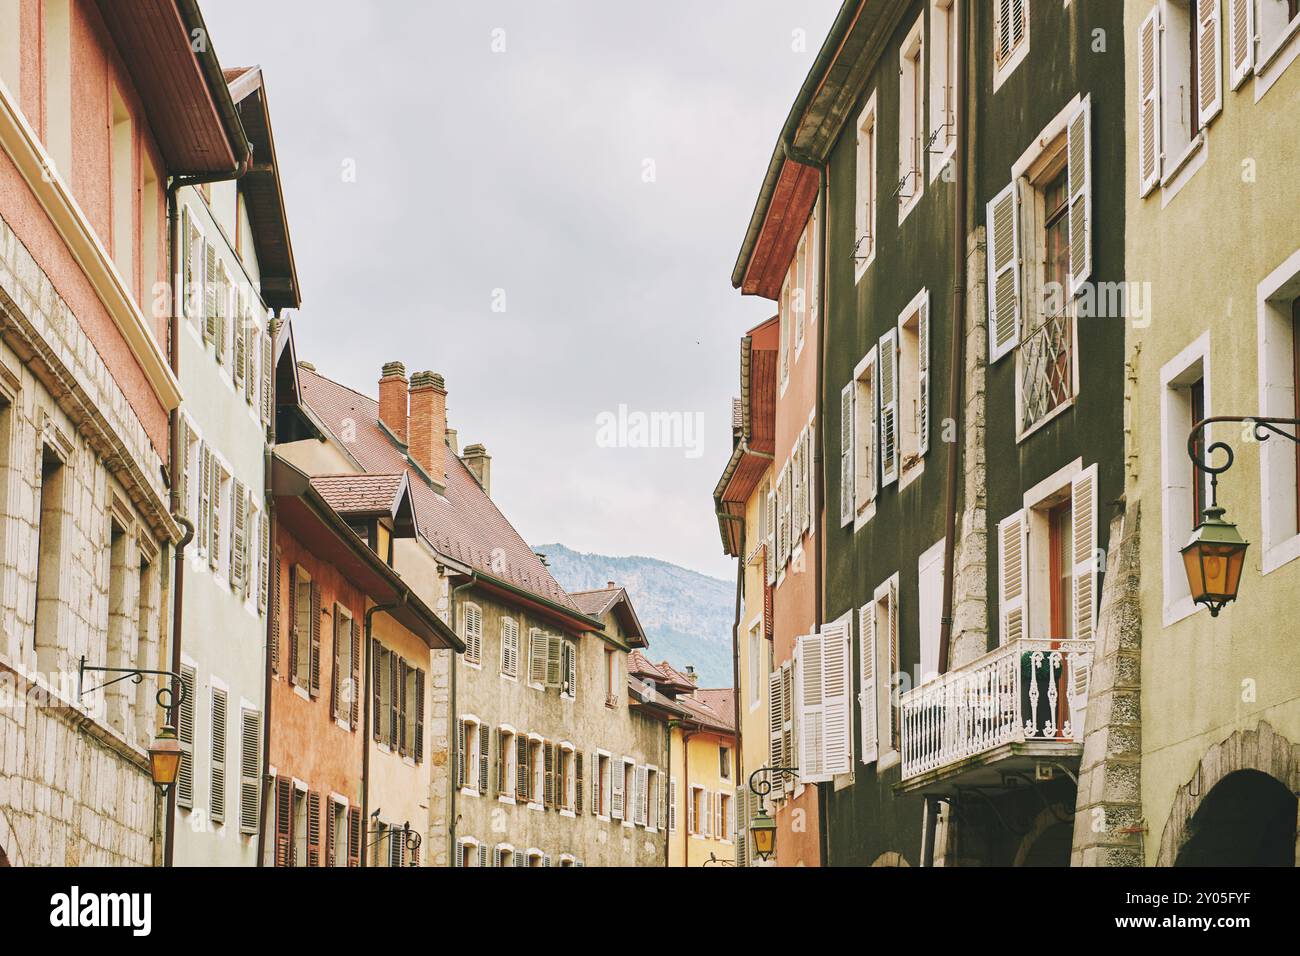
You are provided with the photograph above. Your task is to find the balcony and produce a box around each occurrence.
[897,639,1093,791]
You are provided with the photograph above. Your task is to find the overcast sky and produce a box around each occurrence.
[204,0,840,580]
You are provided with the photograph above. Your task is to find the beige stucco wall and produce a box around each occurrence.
[735,463,770,861]
[668,723,738,866]
[1125,6,1300,863]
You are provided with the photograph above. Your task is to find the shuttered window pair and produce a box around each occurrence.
[795,617,854,783]
[288,566,319,694]
[274,780,319,866]
[993,0,1029,69]
[528,628,565,690]
[376,643,425,760]
[767,660,796,799]
[988,97,1092,366]
[842,348,881,527]
[997,464,1099,645]
[456,717,489,793]
[859,578,899,765]
[330,604,361,728]
[182,206,204,323]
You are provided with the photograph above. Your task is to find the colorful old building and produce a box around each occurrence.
[1121,0,1300,865]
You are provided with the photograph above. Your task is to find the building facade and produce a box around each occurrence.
[0,0,241,866]
[1123,0,1300,866]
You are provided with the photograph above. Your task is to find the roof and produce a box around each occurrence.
[569,585,648,647]
[694,688,736,727]
[627,649,667,682]
[311,472,406,517]
[296,364,584,619]
[713,316,778,554]
[677,691,735,735]
[225,67,301,309]
[569,587,621,618]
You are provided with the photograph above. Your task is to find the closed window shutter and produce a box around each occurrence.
[414,667,425,761]
[543,740,555,806]
[309,582,322,695]
[274,776,291,866]
[1197,0,1223,128]
[859,604,878,765]
[767,670,784,798]
[478,723,491,793]
[1228,0,1255,89]
[350,618,361,728]
[918,292,931,456]
[325,800,336,868]
[1071,464,1099,641]
[270,548,281,672]
[986,180,1023,361]
[1138,7,1163,196]
[516,734,530,801]
[261,330,274,425]
[669,777,677,831]
[545,634,563,688]
[564,642,576,697]
[687,788,695,834]
[208,686,226,822]
[765,490,777,584]
[1066,95,1093,299]
[197,444,210,560]
[998,509,1029,643]
[796,631,825,782]
[575,751,584,814]
[501,618,518,677]
[612,757,624,820]
[464,604,482,666]
[840,382,855,526]
[208,462,221,571]
[177,665,196,808]
[529,629,547,685]
[347,806,361,867]
[306,792,320,866]
[879,327,899,487]
[238,708,261,835]
[456,719,467,789]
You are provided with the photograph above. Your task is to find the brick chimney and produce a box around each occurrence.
[378,361,408,444]
[445,427,459,456]
[408,370,447,485]
[462,443,491,496]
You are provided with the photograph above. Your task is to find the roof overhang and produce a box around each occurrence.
[95,0,249,175]
[713,320,778,554]
[451,572,605,640]
[272,456,462,651]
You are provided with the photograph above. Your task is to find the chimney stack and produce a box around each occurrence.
[462,443,491,496]
[445,427,459,456]
[684,665,698,685]
[408,370,447,486]
[378,361,408,443]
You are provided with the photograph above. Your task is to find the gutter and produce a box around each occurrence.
[717,511,746,849]
[174,0,252,172]
[446,571,477,864]
[937,0,970,676]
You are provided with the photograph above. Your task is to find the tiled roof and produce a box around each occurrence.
[297,366,579,611]
[694,688,735,727]
[569,586,620,618]
[657,660,696,689]
[677,692,735,734]
[310,473,406,517]
[627,649,667,681]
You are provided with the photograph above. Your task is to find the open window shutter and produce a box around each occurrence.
[512,849,524,868]
[388,648,399,744]
[371,639,382,741]
[197,443,210,559]
[575,751,584,814]
[274,777,291,866]
[887,580,899,751]
[1228,0,1255,88]
[1066,95,1093,298]
[309,582,321,695]
[464,605,481,665]
[918,292,931,456]
[347,806,361,867]
[998,509,1028,644]
[590,752,600,812]
[867,353,879,504]
[231,482,247,590]
[176,419,189,518]
[244,318,257,406]
[478,723,490,793]
[565,642,576,696]
[545,634,563,689]
[714,792,723,838]
[177,665,195,808]
[501,618,518,677]
[765,490,777,584]
[216,263,229,365]
[858,605,878,765]
[822,618,852,775]
[637,765,649,825]
[204,242,217,342]
[476,843,488,869]
[543,743,556,807]
[1071,464,1099,641]
[456,720,466,789]
[233,296,246,388]
[612,757,624,820]
[414,668,425,761]
[767,670,785,798]
[261,331,274,425]
[879,328,899,487]
[516,734,529,801]
[397,659,409,755]
[1197,0,1223,128]
[198,693,222,823]
[805,423,815,532]
[1138,6,1163,196]
[840,382,855,526]
[258,509,269,612]
[529,629,547,685]
[796,632,826,782]
[208,461,221,571]
[452,838,463,867]
[987,180,1022,361]
[687,790,696,834]
[669,778,677,831]
[286,566,299,681]
[238,708,261,835]
[781,661,796,780]
[325,800,336,868]
[306,791,320,866]
[776,467,789,568]
[350,619,361,728]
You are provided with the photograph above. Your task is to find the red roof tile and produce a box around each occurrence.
[298,366,579,612]
[569,586,620,618]
[310,473,406,517]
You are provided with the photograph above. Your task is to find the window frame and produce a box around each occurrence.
[854,90,879,281]
[1257,251,1300,573]
[897,14,927,223]
[992,0,1030,92]
[1160,335,1212,625]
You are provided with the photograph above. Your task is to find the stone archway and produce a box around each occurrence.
[0,810,20,867]
[1013,803,1074,867]
[1157,721,1300,866]
[870,851,910,866]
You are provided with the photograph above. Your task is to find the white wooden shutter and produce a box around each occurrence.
[478,723,491,794]
[636,765,649,826]
[669,777,677,831]
[1071,464,1099,641]
[791,439,804,547]
[513,848,524,868]
[210,687,227,823]
[197,443,211,559]
[886,580,899,752]
[879,328,900,487]
[918,291,931,456]
[781,661,796,772]
[545,634,563,688]
[998,509,1028,644]
[686,788,695,834]
[501,618,518,677]
[805,422,815,532]
[239,708,261,834]
[821,617,853,776]
[453,838,464,867]
[463,604,482,666]
[528,628,547,684]
[1228,0,1255,89]
[776,464,790,568]
[1197,0,1223,128]
[987,180,1022,361]
[1138,6,1163,196]
[767,670,785,798]
[177,665,196,808]
[1067,95,1093,299]
[765,489,777,584]
[231,480,247,591]
[612,757,624,820]
[840,382,855,526]
[858,605,877,765]
[795,631,825,782]
[261,330,274,425]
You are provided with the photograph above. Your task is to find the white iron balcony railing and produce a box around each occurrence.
[1019,309,1073,432]
[899,638,1093,782]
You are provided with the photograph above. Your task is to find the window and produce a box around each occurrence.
[917,540,945,683]
[34,445,65,672]
[859,576,899,766]
[462,603,482,666]
[604,647,618,706]
[989,98,1091,440]
[1138,2,1222,196]
[291,787,307,868]
[621,758,636,826]
[747,622,764,708]
[896,290,931,484]
[854,92,879,278]
[993,0,1029,91]
[1259,262,1300,572]
[289,566,316,691]
[105,520,131,733]
[332,605,355,724]
[494,844,516,868]
[897,16,926,219]
[795,618,853,782]
[596,752,611,817]
[558,745,575,811]
[209,686,228,824]
[529,628,563,690]
[718,791,734,843]
[458,717,487,794]
[719,747,732,780]
[646,767,660,831]
[500,617,519,678]
[182,207,204,322]
[329,799,347,867]
[689,785,706,836]
[1161,338,1211,623]
[843,347,878,527]
[998,461,1099,644]
[1256,0,1300,69]
[110,87,133,287]
[497,727,517,799]
[529,737,545,807]
[928,0,958,179]
[560,640,576,699]
[766,661,796,798]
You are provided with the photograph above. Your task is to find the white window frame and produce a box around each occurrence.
[528,733,545,811]
[1257,249,1300,573]
[917,538,945,685]
[897,14,926,224]
[1253,0,1300,95]
[928,0,959,182]
[497,725,517,803]
[459,715,482,798]
[872,573,902,771]
[499,616,519,681]
[853,345,880,530]
[992,0,1030,93]
[854,90,879,281]
[1160,334,1213,625]
[897,288,930,488]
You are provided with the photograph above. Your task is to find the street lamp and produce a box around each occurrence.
[747,766,798,863]
[149,724,183,793]
[78,656,186,791]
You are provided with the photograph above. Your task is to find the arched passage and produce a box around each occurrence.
[1174,770,1296,867]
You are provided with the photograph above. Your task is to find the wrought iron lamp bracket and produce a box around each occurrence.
[77,655,185,716]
